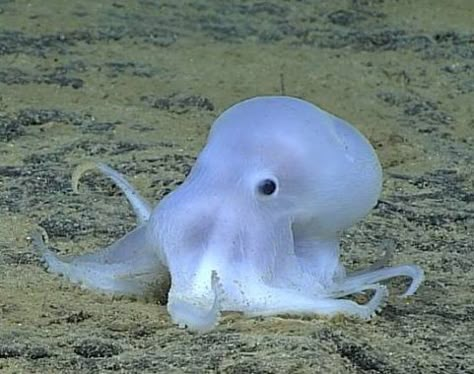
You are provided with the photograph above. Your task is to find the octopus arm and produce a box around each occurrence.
[239,282,388,320]
[33,225,168,296]
[34,162,167,297]
[72,161,152,225]
[335,264,424,298]
[167,271,224,332]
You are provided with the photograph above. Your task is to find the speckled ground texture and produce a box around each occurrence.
[0,0,472,373]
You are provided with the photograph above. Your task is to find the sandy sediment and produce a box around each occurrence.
[0,1,472,373]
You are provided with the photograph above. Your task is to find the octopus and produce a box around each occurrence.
[35,96,424,331]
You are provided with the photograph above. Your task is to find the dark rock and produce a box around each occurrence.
[74,339,122,358]
[141,94,215,113]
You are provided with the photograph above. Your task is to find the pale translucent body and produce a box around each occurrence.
[35,96,424,331]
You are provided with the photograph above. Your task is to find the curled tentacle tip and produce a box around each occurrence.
[169,301,220,333]
[399,266,425,298]
[30,229,49,256]
[366,285,388,320]
[71,161,101,194]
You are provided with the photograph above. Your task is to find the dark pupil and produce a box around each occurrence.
[259,179,277,195]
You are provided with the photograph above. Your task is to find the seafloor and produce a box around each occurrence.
[0,1,472,373]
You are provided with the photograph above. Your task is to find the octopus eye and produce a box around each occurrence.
[257,178,278,196]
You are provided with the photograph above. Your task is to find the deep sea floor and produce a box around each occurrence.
[0,0,472,373]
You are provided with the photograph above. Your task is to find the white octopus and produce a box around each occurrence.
[35,96,424,331]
